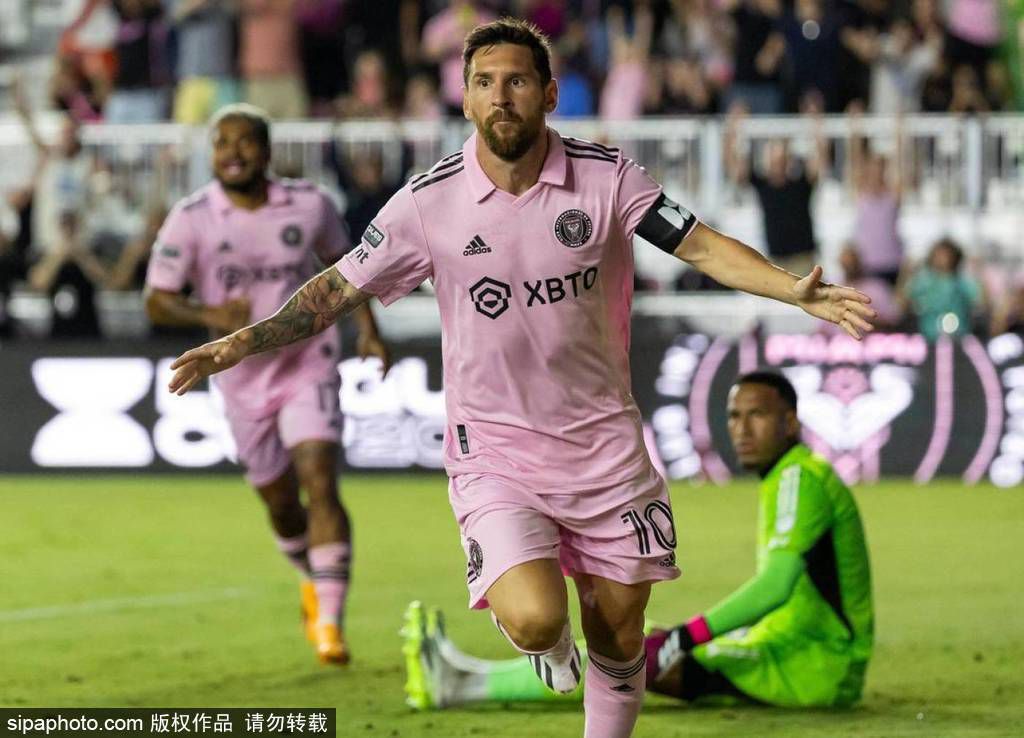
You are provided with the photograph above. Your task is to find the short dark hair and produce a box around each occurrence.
[930,237,964,270]
[735,371,798,412]
[209,103,271,153]
[463,18,553,87]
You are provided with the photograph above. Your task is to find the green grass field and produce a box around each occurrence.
[1,475,1021,737]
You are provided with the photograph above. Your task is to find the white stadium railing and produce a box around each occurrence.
[1,114,1023,338]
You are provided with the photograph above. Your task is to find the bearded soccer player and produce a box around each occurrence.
[167,21,875,737]
[403,372,874,710]
[145,104,390,665]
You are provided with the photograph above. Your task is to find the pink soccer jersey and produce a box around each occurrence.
[338,130,698,489]
[147,179,350,417]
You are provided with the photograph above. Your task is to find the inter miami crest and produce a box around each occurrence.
[554,209,593,248]
[280,224,303,247]
[467,537,483,582]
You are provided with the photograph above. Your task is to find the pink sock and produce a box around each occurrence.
[308,542,351,626]
[275,533,310,577]
[584,649,646,738]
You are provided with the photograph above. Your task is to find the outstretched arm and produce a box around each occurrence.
[168,266,371,394]
[673,223,876,338]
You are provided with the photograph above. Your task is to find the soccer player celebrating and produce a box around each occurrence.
[145,104,389,665]
[402,371,874,710]
[167,22,874,737]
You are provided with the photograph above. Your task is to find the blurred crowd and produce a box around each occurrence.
[34,0,1024,124]
[1,0,1024,342]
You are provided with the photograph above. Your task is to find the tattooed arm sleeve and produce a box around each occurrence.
[239,265,371,356]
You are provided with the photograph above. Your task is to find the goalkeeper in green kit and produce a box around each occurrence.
[403,371,873,709]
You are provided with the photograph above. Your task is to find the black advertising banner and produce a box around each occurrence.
[1,331,1022,487]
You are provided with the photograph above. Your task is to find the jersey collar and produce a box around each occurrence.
[759,442,809,480]
[209,178,292,213]
[463,127,567,203]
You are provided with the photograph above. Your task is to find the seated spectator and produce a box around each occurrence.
[106,0,170,124]
[990,275,1024,337]
[850,124,903,285]
[28,213,107,339]
[240,0,308,120]
[599,3,653,120]
[724,105,825,275]
[59,0,119,85]
[422,0,496,117]
[171,0,240,125]
[903,238,983,341]
[721,0,785,114]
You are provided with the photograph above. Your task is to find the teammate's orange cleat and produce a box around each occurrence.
[314,622,350,665]
[300,580,318,643]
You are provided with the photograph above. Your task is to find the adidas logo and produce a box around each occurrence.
[463,235,492,256]
[611,684,635,693]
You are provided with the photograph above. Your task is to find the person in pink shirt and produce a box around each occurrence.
[145,104,389,665]
[422,0,496,116]
[167,22,875,737]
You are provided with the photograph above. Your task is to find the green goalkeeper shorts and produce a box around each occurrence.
[686,627,867,708]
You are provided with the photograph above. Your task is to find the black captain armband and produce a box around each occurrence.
[635,193,699,253]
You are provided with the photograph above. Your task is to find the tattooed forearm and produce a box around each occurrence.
[242,268,362,356]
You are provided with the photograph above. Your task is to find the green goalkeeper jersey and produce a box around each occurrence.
[754,444,874,663]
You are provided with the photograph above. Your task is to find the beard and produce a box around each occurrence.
[477,109,544,162]
[216,169,265,195]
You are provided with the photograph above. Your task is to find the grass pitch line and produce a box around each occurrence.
[0,587,254,623]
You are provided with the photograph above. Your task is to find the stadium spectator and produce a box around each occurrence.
[27,212,107,338]
[12,78,95,261]
[422,0,497,116]
[599,3,653,119]
[850,124,903,284]
[945,0,1001,82]
[948,63,991,114]
[58,0,119,85]
[403,372,875,711]
[903,237,983,340]
[170,0,240,125]
[867,16,942,115]
[296,0,347,117]
[239,0,308,119]
[50,53,106,123]
[724,106,826,275]
[659,0,732,91]
[105,0,170,124]
[777,0,843,111]
[105,204,166,291]
[403,69,444,120]
[721,0,786,114]
[520,0,567,42]
[990,276,1024,336]
[550,48,594,118]
[835,0,891,112]
[0,187,33,339]
[335,148,402,245]
[654,55,719,116]
[336,49,398,119]
[819,245,903,335]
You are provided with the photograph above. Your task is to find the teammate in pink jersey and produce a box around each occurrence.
[145,104,390,666]
[166,22,875,737]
